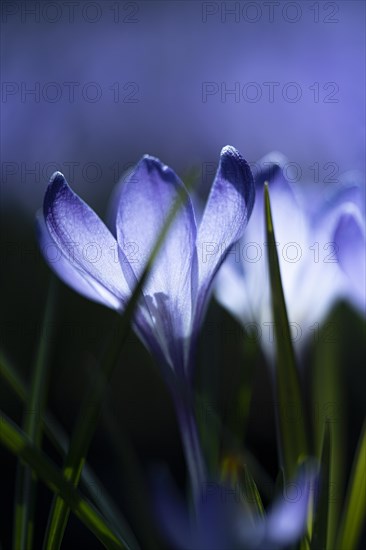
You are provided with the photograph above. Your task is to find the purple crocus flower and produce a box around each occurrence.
[37,145,255,492]
[215,153,365,359]
[155,463,317,550]
[37,145,254,377]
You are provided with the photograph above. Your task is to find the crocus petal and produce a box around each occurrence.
[115,156,197,373]
[215,261,249,324]
[263,465,317,548]
[334,207,366,313]
[196,146,255,322]
[36,213,122,310]
[230,170,308,356]
[43,172,129,309]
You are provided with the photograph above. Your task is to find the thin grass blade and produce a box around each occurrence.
[264,184,308,478]
[0,352,139,549]
[311,309,345,548]
[13,280,57,550]
[335,420,366,550]
[311,419,331,550]
[243,465,265,518]
[0,411,128,550]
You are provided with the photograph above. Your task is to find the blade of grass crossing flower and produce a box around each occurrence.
[335,421,366,550]
[264,185,308,478]
[311,419,331,550]
[0,411,127,550]
[13,279,57,550]
[43,182,191,550]
[0,353,139,549]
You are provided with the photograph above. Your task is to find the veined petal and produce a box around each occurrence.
[36,213,122,310]
[334,207,366,313]
[115,156,197,372]
[43,172,129,308]
[196,146,255,320]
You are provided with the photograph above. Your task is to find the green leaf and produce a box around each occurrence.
[0,411,127,550]
[13,280,57,550]
[0,351,27,402]
[43,183,191,550]
[243,465,265,518]
[336,421,366,550]
[311,419,331,550]
[264,185,308,478]
[0,353,138,550]
[311,309,345,549]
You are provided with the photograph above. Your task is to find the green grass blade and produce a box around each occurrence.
[311,311,345,549]
[311,419,331,550]
[0,353,139,549]
[13,280,57,550]
[43,183,190,550]
[243,465,265,518]
[0,411,127,550]
[336,421,366,550]
[0,351,27,402]
[264,185,308,477]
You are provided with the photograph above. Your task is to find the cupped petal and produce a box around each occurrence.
[334,207,366,314]
[43,172,129,309]
[195,146,255,322]
[115,156,197,373]
[36,213,122,310]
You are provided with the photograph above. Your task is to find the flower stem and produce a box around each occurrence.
[172,385,206,502]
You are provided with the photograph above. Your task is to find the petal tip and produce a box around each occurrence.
[218,145,255,211]
[220,144,240,159]
[219,145,250,175]
[49,171,66,185]
[138,154,176,183]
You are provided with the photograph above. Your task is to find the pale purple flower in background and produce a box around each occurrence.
[155,463,317,550]
[215,153,365,359]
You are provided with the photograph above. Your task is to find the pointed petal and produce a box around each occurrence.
[115,156,197,372]
[37,213,122,310]
[195,146,255,329]
[43,172,129,308]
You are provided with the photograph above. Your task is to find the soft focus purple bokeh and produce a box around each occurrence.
[1,1,365,215]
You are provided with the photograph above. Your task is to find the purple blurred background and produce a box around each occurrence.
[1,0,365,216]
